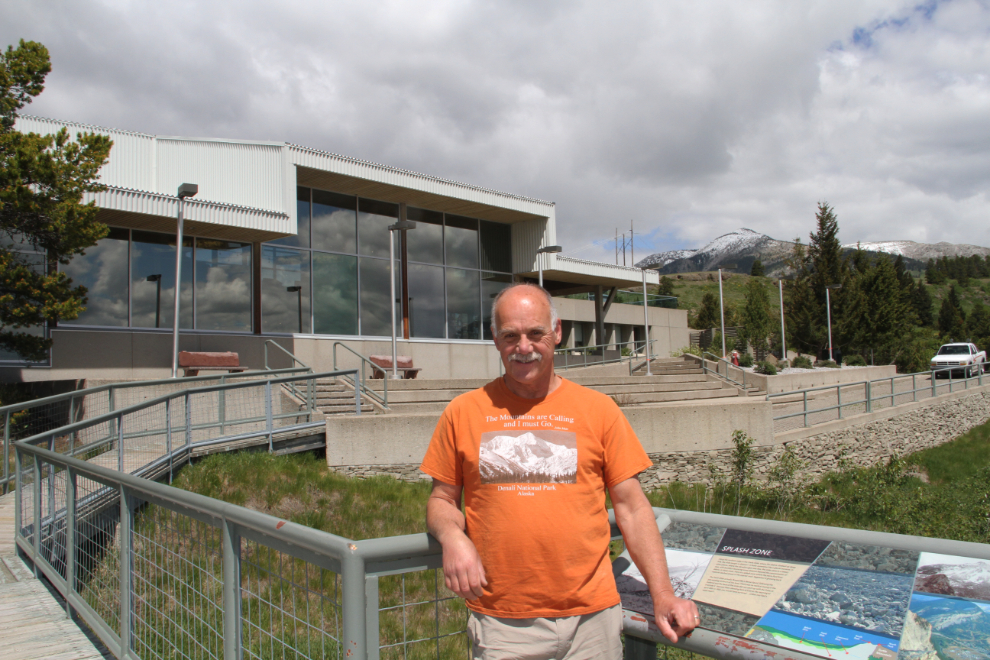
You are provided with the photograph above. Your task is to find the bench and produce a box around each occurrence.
[179,351,250,377]
[368,355,422,379]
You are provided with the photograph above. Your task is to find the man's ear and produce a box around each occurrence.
[553,319,562,346]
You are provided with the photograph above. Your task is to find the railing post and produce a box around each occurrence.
[185,392,193,456]
[65,467,76,619]
[265,381,274,451]
[47,436,55,541]
[890,376,895,406]
[32,453,41,577]
[2,410,9,494]
[624,635,657,660]
[68,396,75,456]
[932,370,937,398]
[837,385,843,420]
[341,553,368,660]
[119,487,133,655]
[222,519,243,660]
[802,390,808,428]
[13,446,21,543]
[913,374,917,403]
[165,398,173,483]
[365,574,380,660]
[117,413,125,472]
[219,386,226,436]
[108,387,116,446]
[866,380,872,413]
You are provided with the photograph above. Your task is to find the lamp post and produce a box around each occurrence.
[388,207,416,379]
[641,267,652,376]
[286,286,303,333]
[778,278,786,362]
[146,274,162,328]
[536,245,562,288]
[825,284,841,363]
[717,264,737,358]
[171,183,197,378]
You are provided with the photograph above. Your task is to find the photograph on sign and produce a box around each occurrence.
[913,552,990,601]
[696,602,762,637]
[904,592,990,659]
[657,522,725,553]
[616,548,713,615]
[747,610,898,660]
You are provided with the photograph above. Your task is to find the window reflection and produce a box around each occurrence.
[194,239,252,332]
[406,207,443,265]
[270,187,311,248]
[358,198,398,258]
[313,253,358,335]
[408,263,445,338]
[262,246,310,333]
[62,227,130,327]
[359,257,399,336]
[312,190,357,253]
[480,221,512,273]
[447,268,480,339]
[445,215,479,269]
[131,231,193,329]
[482,272,513,340]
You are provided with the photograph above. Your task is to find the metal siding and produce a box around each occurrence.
[511,218,551,274]
[289,145,554,217]
[553,256,660,285]
[14,115,155,190]
[156,140,285,216]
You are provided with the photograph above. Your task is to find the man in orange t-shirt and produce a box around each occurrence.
[422,283,698,659]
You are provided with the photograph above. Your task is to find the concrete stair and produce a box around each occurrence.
[310,356,742,416]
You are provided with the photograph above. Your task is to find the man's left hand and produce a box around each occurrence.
[652,592,699,644]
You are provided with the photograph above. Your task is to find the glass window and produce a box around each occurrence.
[131,231,192,329]
[482,272,513,340]
[446,268,480,340]
[312,190,357,254]
[445,215,479,269]
[480,220,512,272]
[270,187,311,248]
[62,227,130,326]
[408,263,445,338]
[262,246,310,334]
[406,207,443,265]
[359,257,399,337]
[358,198,398,258]
[313,252,358,335]
[194,239,252,332]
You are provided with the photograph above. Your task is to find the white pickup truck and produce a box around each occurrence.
[930,342,987,377]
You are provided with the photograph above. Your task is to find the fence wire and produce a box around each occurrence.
[378,569,468,660]
[76,473,122,635]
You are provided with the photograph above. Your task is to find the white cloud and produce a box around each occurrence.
[4,0,990,263]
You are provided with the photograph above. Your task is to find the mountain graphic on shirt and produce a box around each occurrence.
[479,431,578,484]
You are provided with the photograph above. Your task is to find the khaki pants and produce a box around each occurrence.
[466,604,622,660]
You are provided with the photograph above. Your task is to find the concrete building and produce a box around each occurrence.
[4,116,687,381]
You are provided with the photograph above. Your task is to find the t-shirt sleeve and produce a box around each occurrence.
[419,408,463,486]
[601,403,653,489]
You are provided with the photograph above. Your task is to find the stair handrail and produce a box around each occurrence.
[263,340,315,405]
[331,342,389,409]
[701,351,751,390]
[626,339,658,375]
[554,338,652,372]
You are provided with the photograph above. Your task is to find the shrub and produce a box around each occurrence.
[791,355,813,369]
[755,361,777,375]
[777,359,789,369]
[738,352,754,367]
[818,360,839,368]
[844,354,867,366]
[673,345,703,357]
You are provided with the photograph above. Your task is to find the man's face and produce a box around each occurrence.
[492,288,562,389]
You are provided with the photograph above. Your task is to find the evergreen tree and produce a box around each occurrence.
[844,257,911,364]
[750,258,764,277]
[783,239,820,354]
[0,40,113,359]
[693,290,720,329]
[657,275,675,297]
[967,302,990,343]
[912,278,934,327]
[938,286,966,340]
[742,278,773,357]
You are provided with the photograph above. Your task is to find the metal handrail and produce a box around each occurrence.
[554,338,652,372]
[332,342,389,409]
[263,339,311,371]
[768,364,988,429]
[700,351,753,390]
[0,366,310,494]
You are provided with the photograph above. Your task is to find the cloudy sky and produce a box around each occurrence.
[3,0,990,263]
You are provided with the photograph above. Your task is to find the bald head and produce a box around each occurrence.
[490,283,559,338]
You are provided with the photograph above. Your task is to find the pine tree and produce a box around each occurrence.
[938,286,966,340]
[693,290,721,329]
[912,278,934,327]
[657,276,675,297]
[967,302,990,342]
[750,259,764,277]
[742,278,773,357]
[0,40,113,359]
[844,257,911,364]
[783,239,820,355]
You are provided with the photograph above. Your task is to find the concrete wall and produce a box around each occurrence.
[686,355,898,394]
[2,299,688,383]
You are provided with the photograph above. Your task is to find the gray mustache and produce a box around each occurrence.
[508,352,542,363]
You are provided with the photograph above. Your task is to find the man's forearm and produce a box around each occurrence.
[617,502,675,598]
[426,495,467,543]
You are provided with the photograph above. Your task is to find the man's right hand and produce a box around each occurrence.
[426,479,488,601]
[441,530,488,600]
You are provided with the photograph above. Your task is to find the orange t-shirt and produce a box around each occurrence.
[419,377,653,618]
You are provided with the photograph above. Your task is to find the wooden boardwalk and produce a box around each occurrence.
[0,492,108,660]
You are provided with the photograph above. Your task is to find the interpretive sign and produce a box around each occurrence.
[615,521,990,660]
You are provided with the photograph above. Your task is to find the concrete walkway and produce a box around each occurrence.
[0,491,107,660]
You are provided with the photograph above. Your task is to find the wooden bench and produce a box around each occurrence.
[179,351,250,377]
[368,355,422,379]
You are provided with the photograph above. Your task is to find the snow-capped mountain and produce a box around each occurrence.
[635,228,795,276]
[479,432,577,484]
[915,559,990,600]
[842,240,990,262]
